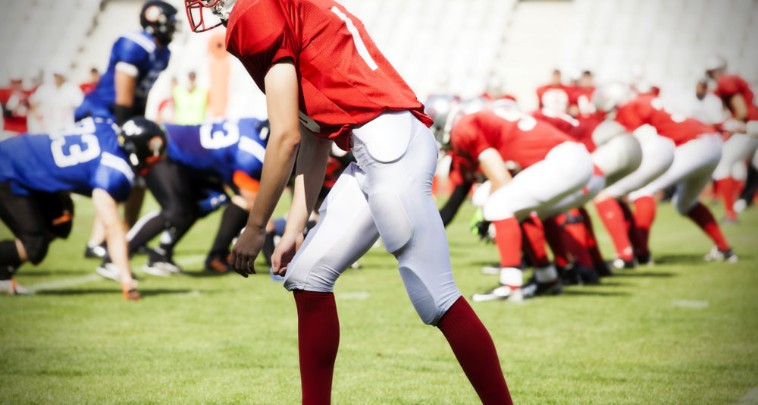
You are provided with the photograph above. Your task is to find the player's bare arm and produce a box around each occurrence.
[272,127,331,275]
[478,148,513,193]
[230,60,301,276]
[114,70,137,110]
[729,93,749,122]
[92,188,137,293]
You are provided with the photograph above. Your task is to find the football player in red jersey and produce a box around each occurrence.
[568,70,597,120]
[594,83,738,264]
[184,1,512,403]
[536,68,571,115]
[435,99,604,299]
[706,56,758,222]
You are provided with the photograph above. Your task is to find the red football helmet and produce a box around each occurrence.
[185,0,235,33]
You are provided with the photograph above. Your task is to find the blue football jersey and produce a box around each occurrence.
[164,118,269,184]
[0,118,135,201]
[75,31,171,121]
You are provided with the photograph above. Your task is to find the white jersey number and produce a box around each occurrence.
[200,121,240,149]
[51,134,101,168]
[331,6,378,71]
[493,107,537,131]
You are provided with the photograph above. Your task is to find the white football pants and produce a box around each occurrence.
[630,134,723,214]
[604,128,676,199]
[483,141,594,221]
[712,133,758,180]
[283,111,461,326]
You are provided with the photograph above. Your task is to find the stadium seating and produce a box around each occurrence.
[51,0,758,115]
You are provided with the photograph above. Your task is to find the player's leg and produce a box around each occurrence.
[351,112,512,403]
[668,136,735,261]
[736,146,758,211]
[712,133,758,221]
[282,164,381,405]
[0,183,53,294]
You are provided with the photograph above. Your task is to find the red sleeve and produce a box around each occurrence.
[451,115,492,161]
[615,101,646,132]
[716,75,746,97]
[226,0,296,89]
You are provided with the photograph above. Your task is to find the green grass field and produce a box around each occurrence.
[1,196,757,404]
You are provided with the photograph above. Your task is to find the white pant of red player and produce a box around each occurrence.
[605,126,676,199]
[283,111,460,325]
[483,141,595,222]
[629,134,722,213]
[712,127,758,182]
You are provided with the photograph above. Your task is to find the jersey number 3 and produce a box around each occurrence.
[51,134,101,168]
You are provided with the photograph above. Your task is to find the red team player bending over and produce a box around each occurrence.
[184,0,512,403]
[594,84,738,263]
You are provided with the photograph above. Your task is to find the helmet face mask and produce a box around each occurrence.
[118,117,167,175]
[185,0,234,33]
[141,1,179,46]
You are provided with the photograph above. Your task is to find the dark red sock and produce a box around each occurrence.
[633,196,657,258]
[521,214,550,267]
[544,216,569,268]
[437,297,513,405]
[594,198,634,261]
[294,290,340,405]
[560,209,594,268]
[686,202,730,250]
[617,199,644,256]
[579,207,605,267]
[715,178,737,218]
[494,217,522,268]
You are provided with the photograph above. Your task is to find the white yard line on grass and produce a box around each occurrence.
[670,300,709,309]
[336,291,370,300]
[27,274,103,293]
[737,387,758,405]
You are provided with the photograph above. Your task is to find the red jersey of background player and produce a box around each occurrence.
[568,86,600,120]
[615,94,713,146]
[536,84,571,113]
[532,109,600,152]
[714,74,758,121]
[448,109,574,185]
[225,0,431,150]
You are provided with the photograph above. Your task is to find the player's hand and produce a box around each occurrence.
[230,225,266,277]
[271,231,304,276]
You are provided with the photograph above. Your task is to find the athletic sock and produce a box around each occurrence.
[579,207,605,267]
[686,202,730,250]
[544,217,569,268]
[208,203,248,258]
[632,196,657,258]
[594,198,634,261]
[715,178,737,219]
[521,215,550,268]
[294,290,340,405]
[559,209,594,268]
[437,297,513,405]
[493,217,522,268]
[617,199,644,256]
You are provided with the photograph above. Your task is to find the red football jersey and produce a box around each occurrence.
[715,74,758,120]
[448,109,574,185]
[225,0,431,149]
[532,110,600,152]
[536,84,570,113]
[615,94,712,146]
[568,86,598,118]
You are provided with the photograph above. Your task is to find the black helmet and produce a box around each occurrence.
[140,0,179,46]
[118,117,167,174]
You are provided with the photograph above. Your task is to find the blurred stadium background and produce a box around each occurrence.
[2,0,757,121]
